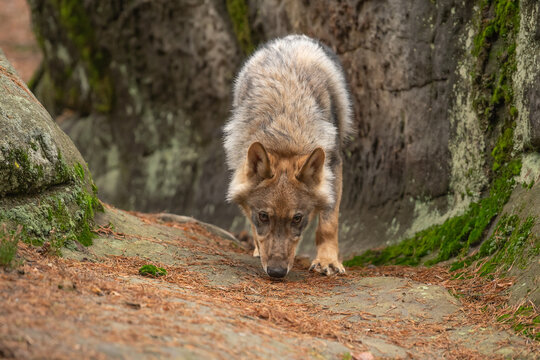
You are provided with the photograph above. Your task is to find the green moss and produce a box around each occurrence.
[497,306,539,341]
[472,0,520,127]
[91,181,98,195]
[0,147,55,196]
[477,215,535,274]
[509,106,518,117]
[492,126,514,169]
[47,0,113,113]
[226,0,255,55]
[0,160,102,253]
[0,224,21,268]
[472,0,519,57]
[139,264,167,277]
[74,184,102,247]
[344,0,523,269]
[54,151,71,183]
[74,162,85,181]
[523,179,534,190]
[344,158,521,267]
[451,215,536,274]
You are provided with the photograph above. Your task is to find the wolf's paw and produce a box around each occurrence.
[309,258,346,276]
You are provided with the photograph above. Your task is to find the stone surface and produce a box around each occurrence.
[0,49,99,244]
[515,0,540,151]
[498,174,540,307]
[310,277,460,324]
[0,49,86,196]
[2,206,536,359]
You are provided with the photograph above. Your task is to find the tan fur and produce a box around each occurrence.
[238,149,326,274]
[223,35,352,278]
[312,162,345,274]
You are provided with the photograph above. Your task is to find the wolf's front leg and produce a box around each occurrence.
[310,161,345,275]
[310,209,346,275]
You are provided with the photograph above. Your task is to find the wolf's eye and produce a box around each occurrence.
[292,214,303,224]
[258,211,269,223]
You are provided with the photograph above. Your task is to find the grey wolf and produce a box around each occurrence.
[223,35,353,278]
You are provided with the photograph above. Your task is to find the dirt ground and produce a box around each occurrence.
[1,205,538,359]
[0,0,41,82]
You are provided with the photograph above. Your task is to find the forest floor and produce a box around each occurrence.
[1,205,538,359]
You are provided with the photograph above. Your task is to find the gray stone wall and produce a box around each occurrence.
[27,0,540,257]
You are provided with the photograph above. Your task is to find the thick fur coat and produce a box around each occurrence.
[224,35,353,278]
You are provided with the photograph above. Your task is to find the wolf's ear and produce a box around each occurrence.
[297,148,325,186]
[247,142,272,180]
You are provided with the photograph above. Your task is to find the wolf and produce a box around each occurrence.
[223,35,353,278]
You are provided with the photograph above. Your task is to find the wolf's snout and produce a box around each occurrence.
[266,266,288,278]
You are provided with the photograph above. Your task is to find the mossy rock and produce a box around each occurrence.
[345,0,529,269]
[0,49,101,251]
[0,49,89,196]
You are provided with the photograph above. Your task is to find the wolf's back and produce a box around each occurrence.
[224,35,353,171]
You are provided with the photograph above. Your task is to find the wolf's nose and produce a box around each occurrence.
[267,266,288,278]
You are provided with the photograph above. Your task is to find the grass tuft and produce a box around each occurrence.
[0,224,22,269]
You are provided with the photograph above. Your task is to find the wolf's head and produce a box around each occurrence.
[229,142,333,278]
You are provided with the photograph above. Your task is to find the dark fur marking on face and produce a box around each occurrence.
[290,215,309,237]
[251,209,269,235]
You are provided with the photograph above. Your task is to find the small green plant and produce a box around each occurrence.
[139,264,167,277]
[0,224,22,269]
[521,179,535,190]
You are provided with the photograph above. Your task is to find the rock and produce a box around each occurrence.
[0,49,100,245]
[515,0,540,151]
[498,177,540,306]
[0,50,85,196]
[154,212,241,244]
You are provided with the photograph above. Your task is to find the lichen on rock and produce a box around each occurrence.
[513,0,540,151]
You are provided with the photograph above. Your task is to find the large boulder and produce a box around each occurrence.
[0,49,100,246]
[0,51,83,196]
